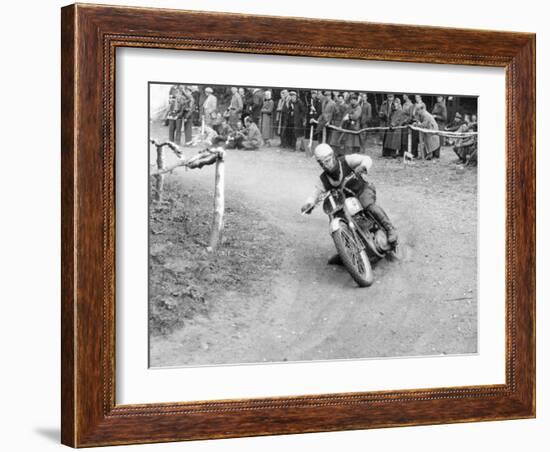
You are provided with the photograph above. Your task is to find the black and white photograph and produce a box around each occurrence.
[148,82,479,368]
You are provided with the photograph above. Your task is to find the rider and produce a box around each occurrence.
[301,143,398,244]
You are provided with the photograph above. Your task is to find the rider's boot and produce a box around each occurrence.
[366,204,398,245]
[327,253,343,266]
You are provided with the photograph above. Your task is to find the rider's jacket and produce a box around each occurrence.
[320,157,366,196]
[306,153,374,206]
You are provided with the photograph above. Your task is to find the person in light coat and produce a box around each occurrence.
[202,87,218,127]
[228,87,243,128]
[415,107,441,159]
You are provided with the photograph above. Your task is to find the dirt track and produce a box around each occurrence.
[149,132,478,367]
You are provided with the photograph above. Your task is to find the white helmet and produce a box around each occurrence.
[313,143,334,161]
[361,155,373,173]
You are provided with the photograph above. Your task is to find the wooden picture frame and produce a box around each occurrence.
[61,3,535,447]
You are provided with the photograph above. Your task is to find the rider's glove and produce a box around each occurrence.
[301,202,314,214]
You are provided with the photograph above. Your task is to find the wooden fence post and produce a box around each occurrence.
[154,145,165,201]
[208,153,225,252]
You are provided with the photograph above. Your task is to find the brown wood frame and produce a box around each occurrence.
[61,3,536,447]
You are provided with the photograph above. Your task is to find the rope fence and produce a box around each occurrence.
[309,120,477,163]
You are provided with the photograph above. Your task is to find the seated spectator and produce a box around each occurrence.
[446,111,466,132]
[242,116,264,150]
[445,112,466,145]
[453,114,478,163]
[217,117,233,142]
[226,120,246,149]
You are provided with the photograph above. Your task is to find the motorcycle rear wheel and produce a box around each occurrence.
[332,224,374,287]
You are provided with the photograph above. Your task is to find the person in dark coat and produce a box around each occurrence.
[328,94,347,156]
[359,93,373,152]
[277,90,290,148]
[290,91,307,151]
[241,88,253,122]
[317,91,336,144]
[378,94,395,157]
[309,90,323,142]
[250,88,264,125]
[431,95,447,152]
[387,97,411,157]
[179,86,195,144]
[167,95,184,144]
[341,94,363,155]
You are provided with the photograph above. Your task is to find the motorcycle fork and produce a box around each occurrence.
[343,209,368,252]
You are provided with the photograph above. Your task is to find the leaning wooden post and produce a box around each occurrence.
[154,144,165,202]
[207,151,225,252]
[403,126,413,164]
[306,125,314,157]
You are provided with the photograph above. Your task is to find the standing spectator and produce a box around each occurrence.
[415,108,441,159]
[166,95,183,143]
[228,87,243,128]
[378,94,395,156]
[250,88,264,125]
[180,86,195,144]
[412,94,426,119]
[242,88,254,121]
[284,91,297,148]
[260,91,274,142]
[308,90,323,143]
[278,90,291,148]
[290,91,307,151]
[317,91,336,144]
[359,93,373,152]
[202,87,218,128]
[431,95,447,152]
[173,93,187,144]
[389,97,411,157]
[340,93,363,155]
[402,94,414,121]
[242,116,264,150]
[189,86,200,126]
[470,114,478,131]
[169,84,181,98]
[411,94,426,157]
[276,89,288,140]
[400,94,414,154]
[329,94,347,156]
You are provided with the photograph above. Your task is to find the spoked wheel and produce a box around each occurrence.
[332,223,374,287]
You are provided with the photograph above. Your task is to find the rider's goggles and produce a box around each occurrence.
[317,155,335,167]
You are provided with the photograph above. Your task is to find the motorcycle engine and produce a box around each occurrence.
[374,229,391,252]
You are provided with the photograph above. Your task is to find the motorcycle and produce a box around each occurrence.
[304,173,399,287]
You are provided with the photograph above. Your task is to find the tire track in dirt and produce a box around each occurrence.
[150,144,477,366]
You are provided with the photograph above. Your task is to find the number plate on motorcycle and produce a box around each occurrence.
[345,197,363,216]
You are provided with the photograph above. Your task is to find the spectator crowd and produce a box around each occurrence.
[160,84,478,160]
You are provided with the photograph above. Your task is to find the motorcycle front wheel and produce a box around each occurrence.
[332,223,374,287]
